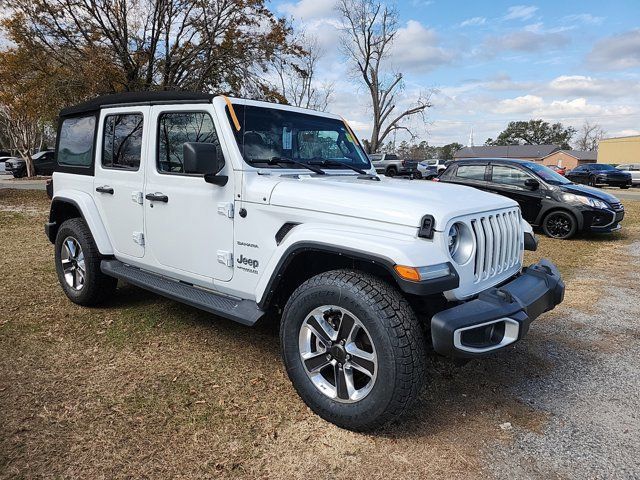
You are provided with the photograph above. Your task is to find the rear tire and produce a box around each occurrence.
[386,167,397,177]
[280,269,426,431]
[542,210,577,239]
[55,218,117,306]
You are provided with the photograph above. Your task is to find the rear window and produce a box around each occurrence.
[456,164,486,180]
[57,115,96,167]
[102,113,144,170]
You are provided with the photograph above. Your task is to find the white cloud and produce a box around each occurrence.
[547,75,640,99]
[460,17,486,27]
[493,95,545,114]
[503,5,538,21]
[563,13,605,25]
[586,29,640,71]
[278,0,338,21]
[392,20,454,72]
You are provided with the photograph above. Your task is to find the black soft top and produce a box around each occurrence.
[60,91,217,117]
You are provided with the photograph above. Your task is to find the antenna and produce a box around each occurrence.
[468,127,474,147]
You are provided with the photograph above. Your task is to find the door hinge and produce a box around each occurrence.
[131,191,144,204]
[133,232,145,246]
[217,202,234,218]
[217,250,233,267]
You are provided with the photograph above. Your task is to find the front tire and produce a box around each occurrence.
[385,167,397,177]
[280,270,426,431]
[55,218,117,306]
[542,210,577,239]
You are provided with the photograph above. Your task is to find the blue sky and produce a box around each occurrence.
[273,0,640,146]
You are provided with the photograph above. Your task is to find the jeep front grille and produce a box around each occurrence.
[470,208,523,283]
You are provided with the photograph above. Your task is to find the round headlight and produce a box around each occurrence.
[448,222,474,265]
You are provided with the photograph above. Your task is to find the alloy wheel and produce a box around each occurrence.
[60,236,86,290]
[546,214,572,238]
[298,306,377,403]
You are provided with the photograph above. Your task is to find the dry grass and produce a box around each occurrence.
[1,188,639,479]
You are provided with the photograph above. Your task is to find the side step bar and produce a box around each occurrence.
[101,259,264,326]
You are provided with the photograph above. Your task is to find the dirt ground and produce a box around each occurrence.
[1,189,639,479]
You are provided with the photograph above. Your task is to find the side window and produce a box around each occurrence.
[158,112,218,174]
[456,164,486,180]
[57,115,96,167]
[102,114,144,170]
[491,165,532,188]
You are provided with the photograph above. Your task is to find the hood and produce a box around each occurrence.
[559,183,620,204]
[269,175,517,229]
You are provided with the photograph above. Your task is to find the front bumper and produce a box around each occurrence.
[431,259,564,358]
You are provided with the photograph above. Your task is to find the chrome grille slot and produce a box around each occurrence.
[471,208,522,283]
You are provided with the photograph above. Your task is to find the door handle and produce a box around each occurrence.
[96,186,114,194]
[145,192,169,203]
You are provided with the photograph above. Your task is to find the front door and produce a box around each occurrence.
[487,164,544,223]
[93,107,148,258]
[143,105,235,282]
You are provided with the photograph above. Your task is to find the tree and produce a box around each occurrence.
[274,35,334,111]
[485,119,576,149]
[1,0,303,97]
[439,142,463,160]
[573,120,605,151]
[337,0,431,153]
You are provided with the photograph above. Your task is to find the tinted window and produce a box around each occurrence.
[456,164,486,180]
[57,116,96,167]
[590,164,615,171]
[491,165,531,187]
[102,114,144,170]
[158,112,218,174]
[524,162,571,185]
[386,154,399,160]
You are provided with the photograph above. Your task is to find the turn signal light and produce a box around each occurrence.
[394,265,421,281]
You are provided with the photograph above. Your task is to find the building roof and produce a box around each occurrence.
[60,91,217,117]
[454,144,560,159]
[543,149,597,161]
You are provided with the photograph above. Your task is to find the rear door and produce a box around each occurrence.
[93,107,148,258]
[445,162,489,190]
[487,163,544,223]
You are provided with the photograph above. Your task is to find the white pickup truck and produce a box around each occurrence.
[45,92,564,431]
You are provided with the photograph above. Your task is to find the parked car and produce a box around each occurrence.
[417,161,438,179]
[4,150,56,178]
[549,165,566,176]
[369,153,420,178]
[615,163,640,186]
[439,158,625,239]
[0,156,13,175]
[44,91,563,431]
[565,163,632,189]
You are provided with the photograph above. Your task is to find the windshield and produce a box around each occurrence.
[524,162,572,185]
[590,164,615,171]
[227,104,371,170]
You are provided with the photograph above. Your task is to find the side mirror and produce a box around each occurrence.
[524,178,540,190]
[183,142,228,186]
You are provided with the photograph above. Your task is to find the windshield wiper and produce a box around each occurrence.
[308,158,370,175]
[249,157,326,175]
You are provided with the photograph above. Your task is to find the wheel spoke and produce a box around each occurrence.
[334,363,351,400]
[66,239,76,258]
[346,344,376,377]
[337,313,356,341]
[303,351,330,372]
[305,313,336,345]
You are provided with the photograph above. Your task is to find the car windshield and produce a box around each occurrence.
[590,164,615,171]
[524,162,571,185]
[227,104,371,171]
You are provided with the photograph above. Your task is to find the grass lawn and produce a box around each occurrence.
[1,188,639,479]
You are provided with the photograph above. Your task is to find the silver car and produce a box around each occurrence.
[616,164,640,186]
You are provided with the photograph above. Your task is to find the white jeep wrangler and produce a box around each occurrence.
[45,92,564,431]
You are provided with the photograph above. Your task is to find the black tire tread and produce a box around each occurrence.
[55,218,117,306]
[281,269,426,430]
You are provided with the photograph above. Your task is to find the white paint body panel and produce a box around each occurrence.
[51,96,526,308]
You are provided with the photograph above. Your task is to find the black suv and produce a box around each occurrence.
[565,163,632,189]
[438,158,624,239]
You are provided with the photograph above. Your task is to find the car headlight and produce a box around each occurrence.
[448,222,474,264]
[561,193,609,209]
